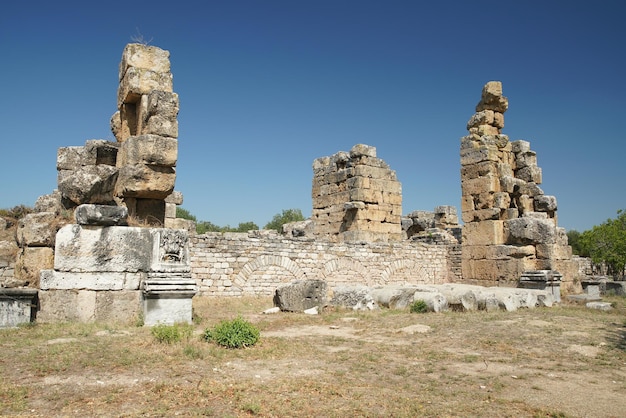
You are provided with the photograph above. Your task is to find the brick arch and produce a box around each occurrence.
[379,259,432,285]
[322,258,370,287]
[234,255,306,295]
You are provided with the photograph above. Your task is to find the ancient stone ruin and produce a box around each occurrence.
[311,144,403,242]
[460,81,578,293]
[8,44,197,325]
[0,43,590,327]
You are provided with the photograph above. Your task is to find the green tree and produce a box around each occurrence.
[579,209,626,278]
[263,209,305,232]
[175,207,197,222]
[234,221,259,232]
[566,229,587,256]
[196,221,224,234]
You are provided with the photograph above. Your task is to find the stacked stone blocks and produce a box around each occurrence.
[190,231,456,296]
[111,44,180,225]
[312,144,403,242]
[461,81,577,290]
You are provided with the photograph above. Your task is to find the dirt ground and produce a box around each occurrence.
[1,296,625,417]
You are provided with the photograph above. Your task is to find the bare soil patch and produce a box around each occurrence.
[1,296,625,417]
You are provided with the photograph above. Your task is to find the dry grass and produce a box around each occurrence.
[1,296,625,417]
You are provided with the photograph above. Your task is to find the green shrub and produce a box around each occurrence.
[151,323,193,344]
[203,316,260,348]
[410,299,429,313]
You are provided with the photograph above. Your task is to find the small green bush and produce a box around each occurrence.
[151,323,193,344]
[410,299,429,313]
[203,316,260,348]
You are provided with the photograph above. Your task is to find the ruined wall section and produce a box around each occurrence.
[111,44,180,225]
[190,232,456,296]
[311,144,403,243]
[460,81,578,291]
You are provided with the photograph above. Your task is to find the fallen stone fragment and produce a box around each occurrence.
[585,302,612,311]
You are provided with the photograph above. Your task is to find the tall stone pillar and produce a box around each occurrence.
[460,82,578,291]
[111,44,180,225]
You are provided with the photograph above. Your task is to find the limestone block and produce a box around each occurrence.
[460,146,499,166]
[57,146,89,170]
[349,188,382,204]
[352,165,394,179]
[371,286,418,309]
[329,286,377,310]
[86,140,119,166]
[115,164,176,199]
[143,115,178,138]
[536,243,572,260]
[493,112,504,128]
[518,195,535,213]
[17,212,58,247]
[500,175,525,194]
[111,111,122,141]
[34,190,64,214]
[461,161,499,180]
[40,270,143,290]
[15,246,53,286]
[462,220,505,245]
[75,204,128,226]
[119,43,171,81]
[475,81,509,113]
[54,224,153,272]
[534,195,557,212]
[519,182,543,197]
[516,166,542,184]
[497,162,514,178]
[58,165,119,205]
[117,67,173,108]
[349,144,376,158]
[482,134,510,149]
[96,290,142,324]
[462,258,527,283]
[556,227,568,246]
[412,291,448,312]
[0,288,38,327]
[165,190,183,206]
[461,195,475,212]
[493,192,511,210]
[477,124,499,136]
[514,150,537,169]
[117,135,178,167]
[274,279,327,312]
[511,140,531,153]
[146,90,179,118]
[461,208,500,223]
[37,289,141,324]
[165,202,177,219]
[436,284,478,311]
[505,217,556,245]
[164,218,196,231]
[461,174,500,195]
[466,110,494,130]
[462,244,536,260]
[502,208,519,220]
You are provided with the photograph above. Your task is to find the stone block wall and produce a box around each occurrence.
[460,82,579,291]
[311,144,403,242]
[189,231,459,296]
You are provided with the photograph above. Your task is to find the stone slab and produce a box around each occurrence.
[40,270,143,290]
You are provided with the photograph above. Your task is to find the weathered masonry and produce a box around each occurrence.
[189,231,456,297]
[0,42,583,327]
[460,82,577,292]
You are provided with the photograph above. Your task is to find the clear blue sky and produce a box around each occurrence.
[1,1,624,232]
